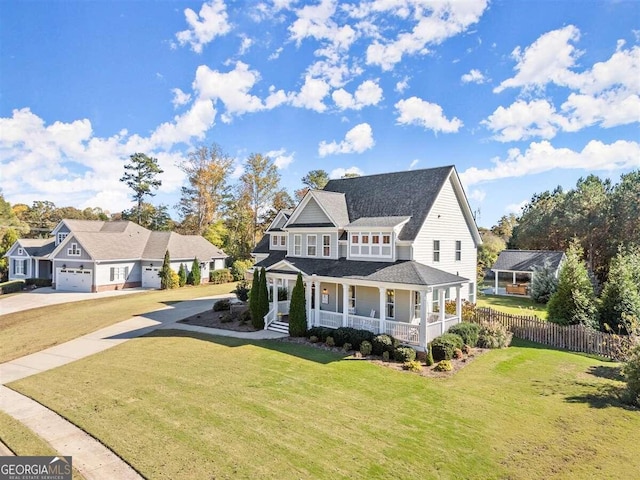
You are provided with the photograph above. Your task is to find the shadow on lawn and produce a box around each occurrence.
[145,328,345,365]
[564,383,636,410]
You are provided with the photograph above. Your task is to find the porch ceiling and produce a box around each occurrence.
[256,252,468,287]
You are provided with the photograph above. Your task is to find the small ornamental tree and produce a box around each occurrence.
[547,241,598,328]
[160,250,172,290]
[178,263,187,287]
[531,260,559,304]
[288,272,307,337]
[189,257,202,285]
[249,269,260,325]
[599,247,640,335]
[256,267,269,328]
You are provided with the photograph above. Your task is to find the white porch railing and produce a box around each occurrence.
[385,319,421,345]
[263,306,276,330]
[317,310,342,329]
[347,314,380,334]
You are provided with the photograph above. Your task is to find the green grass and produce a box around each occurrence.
[0,283,237,363]
[0,411,85,479]
[477,293,548,319]
[9,332,638,479]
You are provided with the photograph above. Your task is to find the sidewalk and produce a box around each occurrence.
[0,293,288,480]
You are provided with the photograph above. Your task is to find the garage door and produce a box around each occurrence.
[57,268,92,292]
[142,266,161,289]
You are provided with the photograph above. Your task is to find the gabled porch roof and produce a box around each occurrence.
[255,252,468,288]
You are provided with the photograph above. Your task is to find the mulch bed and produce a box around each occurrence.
[179,303,259,332]
[280,337,490,378]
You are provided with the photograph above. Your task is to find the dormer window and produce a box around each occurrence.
[349,232,392,259]
[68,243,81,256]
[17,247,24,256]
[57,232,68,244]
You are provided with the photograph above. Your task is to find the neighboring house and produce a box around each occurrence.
[5,219,227,292]
[490,250,566,296]
[252,165,482,347]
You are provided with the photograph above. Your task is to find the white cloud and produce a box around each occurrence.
[395,76,410,93]
[461,69,485,84]
[332,80,383,110]
[238,35,253,55]
[494,25,582,93]
[409,159,419,169]
[505,200,527,215]
[291,75,331,112]
[268,47,283,60]
[171,88,192,108]
[267,148,295,169]
[469,189,486,202]
[460,139,640,186]
[482,99,568,142]
[318,123,374,157]
[329,166,364,179]
[176,0,232,54]
[395,97,463,133]
[147,99,217,148]
[365,1,489,70]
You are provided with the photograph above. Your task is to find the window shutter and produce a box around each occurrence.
[110,267,114,281]
[23,259,27,275]
[125,266,129,278]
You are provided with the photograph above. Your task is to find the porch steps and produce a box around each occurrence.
[267,321,289,334]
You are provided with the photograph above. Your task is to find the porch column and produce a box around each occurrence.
[272,275,278,317]
[305,280,313,327]
[342,283,349,327]
[456,286,462,324]
[379,287,386,335]
[419,290,428,348]
[35,259,39,278]
[494,270,499,294]
[313,276,320,325]
[512,271,516,284]
[439,288,446,335]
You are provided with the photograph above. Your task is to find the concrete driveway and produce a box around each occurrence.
[0,287,147,316]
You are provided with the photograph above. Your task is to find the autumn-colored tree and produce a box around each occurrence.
[240,153,280,247]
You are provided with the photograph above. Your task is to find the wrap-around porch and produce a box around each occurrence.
[264,272,464,349]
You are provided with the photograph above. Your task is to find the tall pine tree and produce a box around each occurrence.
[249,268,260,327]
[288,272,307,337]
[160,250,172,290]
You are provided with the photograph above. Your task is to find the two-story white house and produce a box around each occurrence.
[252,165,482,348]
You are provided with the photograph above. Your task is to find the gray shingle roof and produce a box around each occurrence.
[285,222,335,228]
[492,250,565,272]
[18,238,56,257]
[323,166,454,241]
[346,216,411,228]
[253,235,271,254]
[255,253,467,287]
[310,190,350,227]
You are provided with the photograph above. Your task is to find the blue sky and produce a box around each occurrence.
[1,0,638,228]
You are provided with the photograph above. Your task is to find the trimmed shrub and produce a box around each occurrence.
[249,270,260,325]
[169,270,180,289]
[160,250,172,290]
[233,280,250,302]
[0,280,25,295]
[360,340,372,356]
[477,322,512,349]
[453,348,463,359]
[426,344,435,366]
[623,345,640,407]
[309,335,319,343]
[25,278,52,287]
[462,344,471,355]
[431,333,464,361]
[178,263,187,287]
[434,360,453,372]
[230,259,253,281]
[372,334,398,356]
[343,343,353,352]
[332,327,375,350]
[239,309,251,324]
[220,313,233,323]
[447,322,480,347]
[189,258,202,285]
[404,360,423,372]
[288,272,307,337]
[394,346,416,363]
[213,299,231,311]
[382,351,390,362]
[210,269,233,284]
[306,327,334,343]
[325,336,335,347]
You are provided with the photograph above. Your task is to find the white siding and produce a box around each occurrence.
[396,245,412,260]
[412,177,477,301]
[95,261,140,287]
[295,198,331,224]
[338,243,347,258]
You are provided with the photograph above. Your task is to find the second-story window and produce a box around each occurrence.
[322,234,331,257]
[307,234,317,256]
[350,232,393,259]
[57,232,68,244]
[68,243,81,256]
[455,240,462,261]
[433,240,440,262]
[280,235,287,246]
[271,235,278,248]
[294,235,301,256]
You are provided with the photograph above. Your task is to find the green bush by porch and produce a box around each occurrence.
[288,272,307,337]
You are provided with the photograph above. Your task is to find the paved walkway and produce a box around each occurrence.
[0,287,145,316]
[0,294,285,480]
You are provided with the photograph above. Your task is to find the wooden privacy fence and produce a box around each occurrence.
[474,307,638,361]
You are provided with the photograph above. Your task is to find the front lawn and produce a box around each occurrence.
[9,332,638,479]
[476,293,548,319]
[0,283,236,363]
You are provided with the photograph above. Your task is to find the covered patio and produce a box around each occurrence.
[489,250,565,297]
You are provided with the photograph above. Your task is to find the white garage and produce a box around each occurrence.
[142,266,161,289]
[56,268,93,292]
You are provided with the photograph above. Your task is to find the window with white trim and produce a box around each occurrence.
[271,235,278,248]
[349,232,392,259]
[455,240,462,261]
[17,247,24,256]
[349,285,356,309]
[386,289,395,319]
[433,240,440,262]
[14,259,25,275]
[280,235,287,246]
[307,235,317,256]
[293,235,301,256]
[322,234,331,257]
[68,243,81,256]
[57,232,68,244]
[110,266,129,281]
[413,291,421,320]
